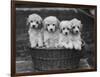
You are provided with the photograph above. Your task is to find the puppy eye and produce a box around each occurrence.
[53,24,55,26]
[63,28,65,30]
[78,26,79,28]
[67,28,70,30]
[30,20,33,23]
[47,24,49,26]
[72,26,75,29]
[36,21,38,24]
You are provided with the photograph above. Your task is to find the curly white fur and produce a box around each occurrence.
[58,20,73,49]
[43,16,60,48]
[70,18,82,50]
[27,13,43,48]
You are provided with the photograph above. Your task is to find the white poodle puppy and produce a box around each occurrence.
[58,20,73,49]
[27,13,43,48]
[43,16,60,48]
[70,18,82,50]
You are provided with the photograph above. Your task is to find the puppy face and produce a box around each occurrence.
[71,18,82,35]
[43,16,60,33]
[60,21,72,36]
[27,14,42,30]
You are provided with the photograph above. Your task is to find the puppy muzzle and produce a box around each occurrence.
[31,24,40,30]
[48,28,55,33]
[71,28,79,35]
[75,30,79,33]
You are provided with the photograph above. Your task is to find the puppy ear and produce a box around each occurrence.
[42,19,47,30]
[38,17,43,29]
[57,19,60,26]
[70,23,73,34]
[26,16,30,26]
[56,18,60,30]
[80,23,83,32]
[78,20,82,28]
[40,17,43,23]
[60,29,62,33]
[59,21,63,31]
[38,22,43,29]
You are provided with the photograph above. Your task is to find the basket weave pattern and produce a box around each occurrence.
[30,48,81,71]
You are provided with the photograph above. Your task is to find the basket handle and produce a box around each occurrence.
[81,39,86,48]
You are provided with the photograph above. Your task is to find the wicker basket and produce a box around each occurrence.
[29,48,81,71]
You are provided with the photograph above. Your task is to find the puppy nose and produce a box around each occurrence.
[65,32,68,35]
[32,25,35,28]
[76,31,79,33]
[50,29,53,31]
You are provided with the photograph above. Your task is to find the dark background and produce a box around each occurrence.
[16,8,96,73]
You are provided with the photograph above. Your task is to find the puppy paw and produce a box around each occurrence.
[45,45,50,48]
[68,46,73,49]
[74,46,82,50]
[78,47,82,50]
[38,44,43,48]
[44,43,49,48]
[58,43,65,48]
[31,44,36,48]
[55,43,61,48]
[64,44,69,49]
[38,45,43,48]
[68,43,73,49]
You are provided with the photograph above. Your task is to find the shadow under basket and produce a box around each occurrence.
[29,48,81,71]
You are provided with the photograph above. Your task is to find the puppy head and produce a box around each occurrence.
[43,16,60,33]
[70,18,82,35]
[60,21,72,36]
[27,13,42,29]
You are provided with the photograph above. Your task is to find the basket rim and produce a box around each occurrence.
[29,47,82,51]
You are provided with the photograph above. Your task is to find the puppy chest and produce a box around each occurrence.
[48,34,59,46]
[72,35,81,41]
[60,35,70,41]
[30,32,42,40]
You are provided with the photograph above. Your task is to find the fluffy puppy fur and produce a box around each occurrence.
[27,13,43,48]
[43,16,60,48]
[58,20,73,49]
[70,18,82,50]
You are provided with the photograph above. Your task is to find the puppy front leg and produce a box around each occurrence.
[60,41,69,48]
[38,37,43,48]
[73,41,82,50]
[55,39,59,48]
[77,41,82,50]
[68,41,73,49]
[64,43,69,49]
[58,40,64,48]
[29,36,37,48]
[44,39,50,48]
[30,40,37,48]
